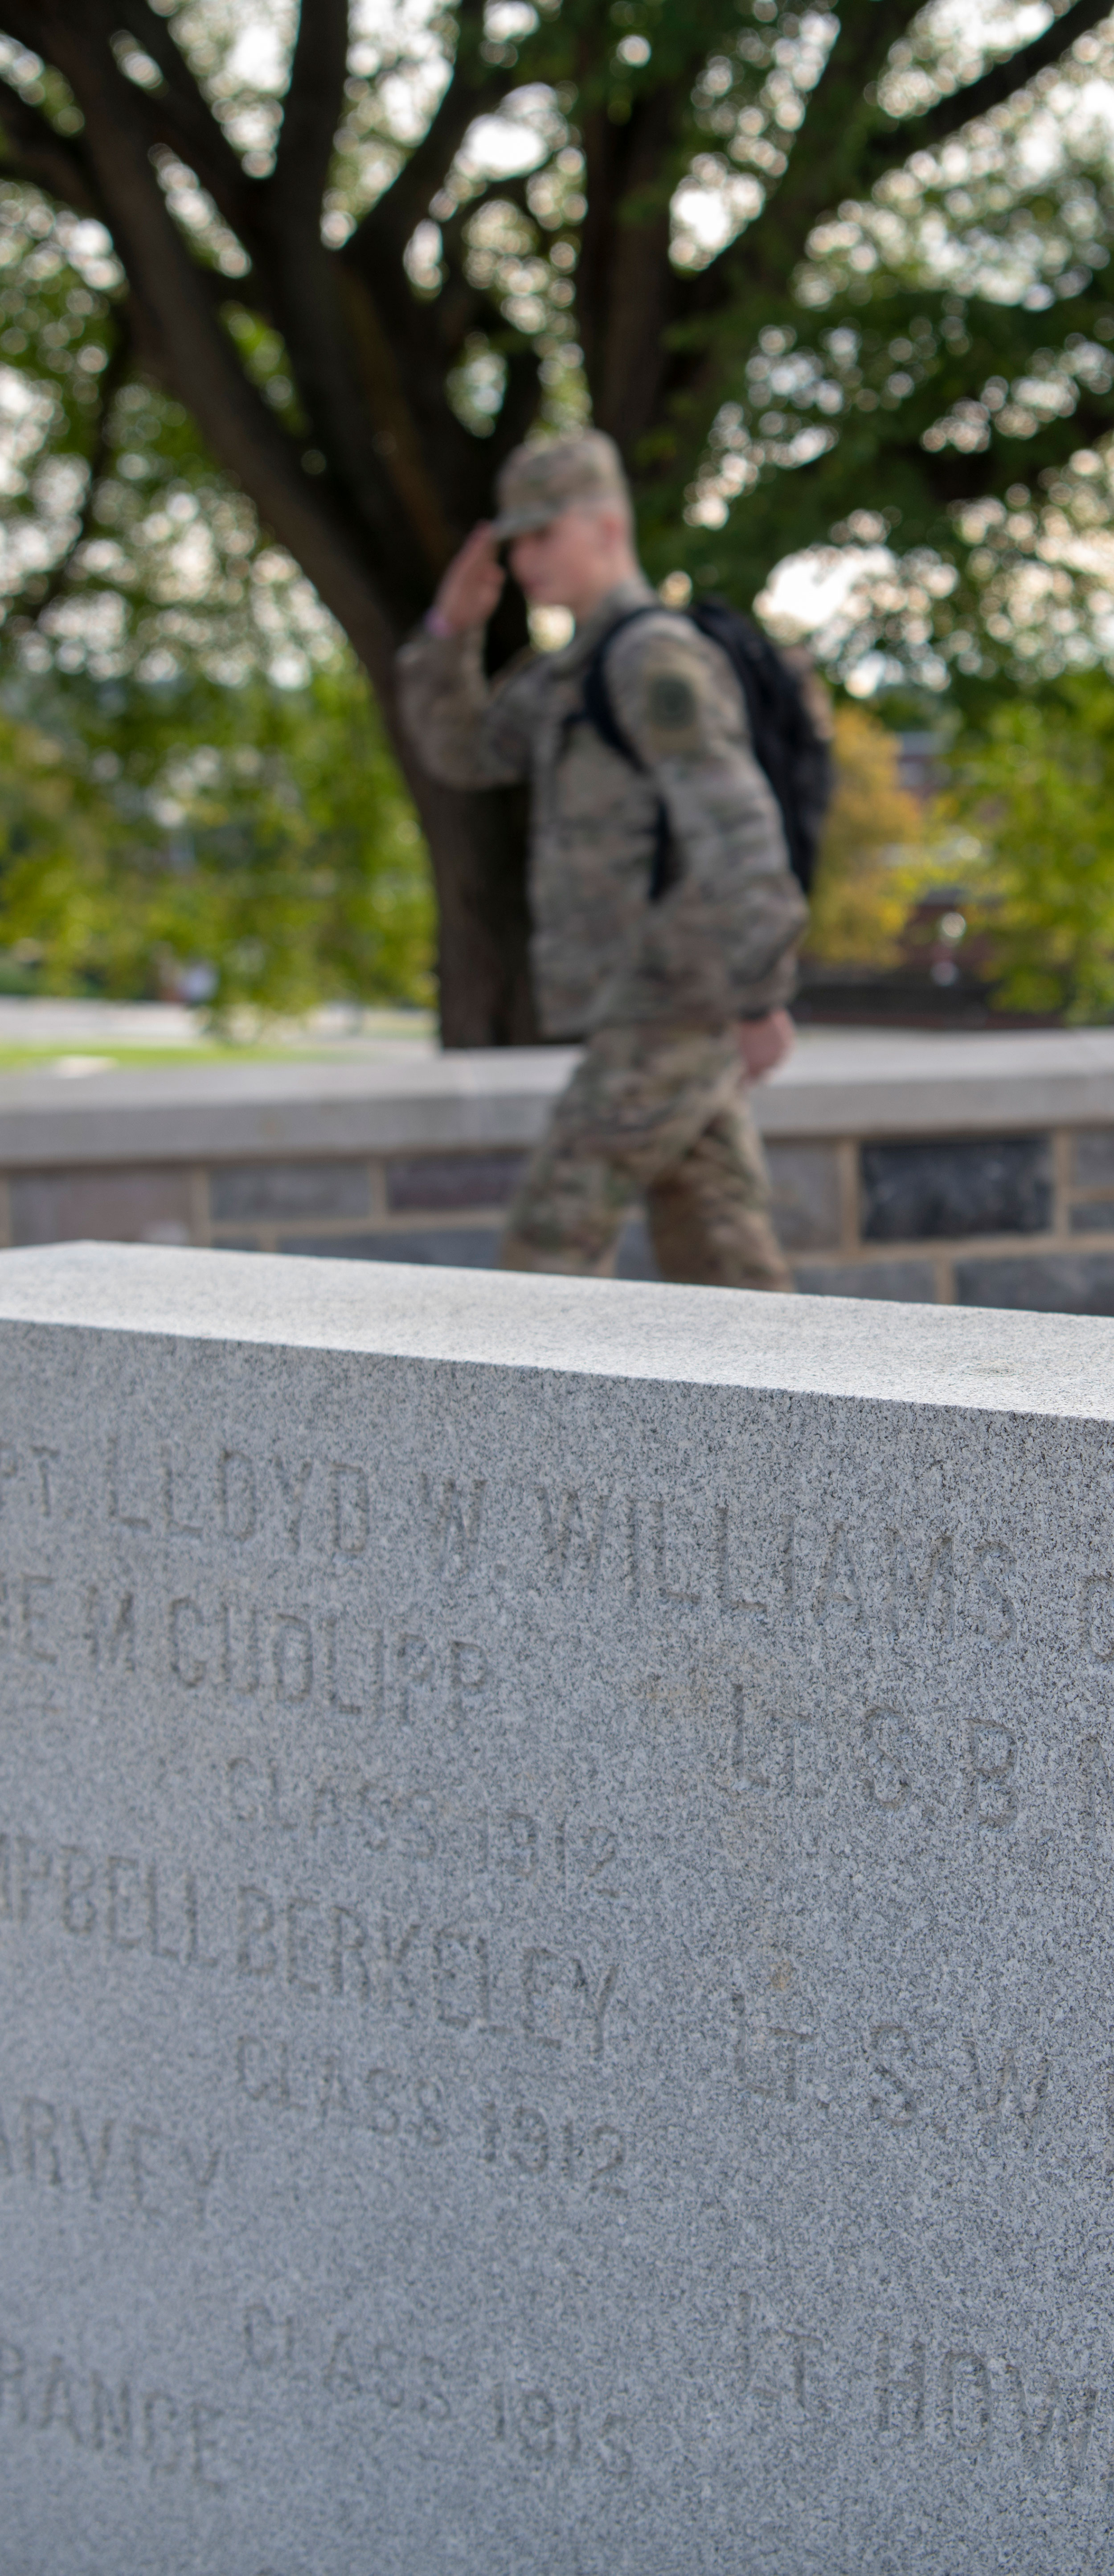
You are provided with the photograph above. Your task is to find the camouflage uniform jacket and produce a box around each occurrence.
[397,574,808,1040]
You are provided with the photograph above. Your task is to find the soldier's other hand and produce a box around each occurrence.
[736,1009,795,1083]
[430,523,505,636]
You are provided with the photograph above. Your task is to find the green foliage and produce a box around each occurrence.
[804,703,925,966]
[0,659,434,1020]
[6,4,1114,703]
[0,184,330,688]
[946,674,1114,1019]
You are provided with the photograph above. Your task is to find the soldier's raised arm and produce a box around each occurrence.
[396,524,537,791]
[594,613,808,1031]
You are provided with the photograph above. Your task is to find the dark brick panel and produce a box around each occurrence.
[1073,1131,1114,1188]
[277,1228,501,1268]
[956,1251,1114,1313]
[615,1216,659,1280]
[861,1137,1052,1243]
[765,1142,842,1251]
[11,1165,193,1246]
[210,1160,369,1222]
[1070,1200,1114,1234]
[385,1151,528,1212]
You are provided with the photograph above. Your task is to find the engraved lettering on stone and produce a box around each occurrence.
[238,1886,277,1976]
[397,1632,432,1723]
[738,2293,827,2423]
[20,1575,55,1664]
[490,2378,631,2475]
[651,1499,699,1605]
[1007,2363,1098,2481]
[419,1474,486,1577]
[888,1529,954,1646]
[86,1586,135,1674]
[244,2303,295,2368]
[732,1688,810,1795]
[71,2110,114,2201]
[537,1487,610,1588]
[220,1598,260,1695]
[273,1615,312,1704]
[448,1639,486,1729]
[323,1611,363,1715]
[330,1463,369,1557]
[169,1597,205,1687]
[162,1449,204,1538]
[733,1995,816,2102]
[1,2333,225,2488]
[1083,1732,1114,1841]
[813,1525,864,1627]
[875,2335,926,2435]
[61,1846,96,1936]
[868,2023,919,2127]
[970,1542,1016,1641]
[218,1449,257,1542]
[286,1897,322,1995]
[965,1719,1019,1829]
[106,1437,151,1531]
[860,1705,912,1810]
[964,2038,1049,2143]
[1081,1573,1114,1664]
[716,1503,766,1616]
[30,1446,59,1517]
[940,2348,991,2450]
[274,1455,314,1553]
[16,1834,51,1922]
[521,1949,563,2051]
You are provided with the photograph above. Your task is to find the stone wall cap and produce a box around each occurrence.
[1,1029,1114,1163]
[3,1239,1114,1419]
[0,1047,580,1165]
[761,1024,1114,1138]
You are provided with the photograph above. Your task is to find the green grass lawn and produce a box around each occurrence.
[0,1021,436,1073]
[0,1044,345,1070]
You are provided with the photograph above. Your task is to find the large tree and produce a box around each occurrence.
[3,0,1114,1039]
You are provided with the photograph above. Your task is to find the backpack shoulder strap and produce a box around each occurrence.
[579,602,664,769]
[573,603,678,901]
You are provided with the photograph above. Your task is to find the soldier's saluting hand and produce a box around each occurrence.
[398,433,807,1290]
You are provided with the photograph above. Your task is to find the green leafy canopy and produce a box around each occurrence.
[1,0,1114,698]
[4,0,1114,1030]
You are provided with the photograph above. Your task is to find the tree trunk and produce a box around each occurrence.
[369,586,537,1051]
[415,776,537,1047]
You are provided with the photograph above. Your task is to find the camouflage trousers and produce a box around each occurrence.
[500,1026,794,1291]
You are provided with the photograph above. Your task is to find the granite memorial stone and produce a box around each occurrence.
[2,1240,1114,2572]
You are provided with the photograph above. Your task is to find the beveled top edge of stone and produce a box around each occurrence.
[1,1240,1114,1421]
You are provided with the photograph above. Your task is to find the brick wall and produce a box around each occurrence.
[5,1121,1114,1308]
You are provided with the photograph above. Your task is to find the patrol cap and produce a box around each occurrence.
[491,431,631,538]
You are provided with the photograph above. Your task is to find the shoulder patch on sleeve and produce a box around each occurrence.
[646,670,698,731]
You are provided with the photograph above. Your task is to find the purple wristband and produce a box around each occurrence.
[425,606,454,639]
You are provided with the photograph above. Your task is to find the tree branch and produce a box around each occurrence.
[33,15,417,676]
[672,0,926,317]
[97,0,258,245]
[2,305,132,631]
[860,0,1114,185]
[0,67,102,214]
[657,0,1103,424]
[271,0,348,221]
[347,0,508,273]
[0,0,55,57]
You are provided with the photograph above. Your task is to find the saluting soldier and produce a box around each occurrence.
[397,431,808,1289]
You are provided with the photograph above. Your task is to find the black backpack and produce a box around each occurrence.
[577,598,832,902]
